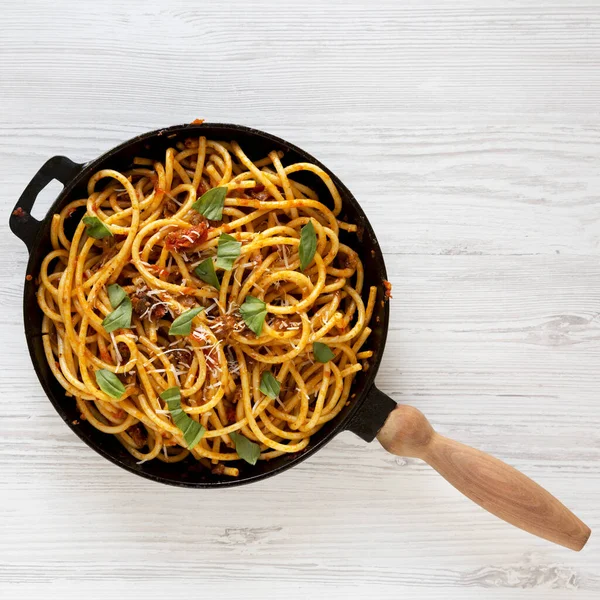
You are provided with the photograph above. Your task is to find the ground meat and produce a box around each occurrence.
[152,304,168,320]
[225,404,237,423]
[208,314,240,341]
[176,294,197,308]
[197,180,209,196]
[166,270,184,285]
[338,251,358,270]
[211,464,226,475]
[232,387,243,405]
[131,287,169,321]
[383,280,393,299]
[12,207,26,217]
[170,348,193,366]
[122,371,136,386]
[164,222,209,251]
[164,199,179,215]
[191,118,205,125]
[188,212,206,226]
[117,342,131,363]
[127,424,147,448]
[249,186,270,201]
[131,293,151,315]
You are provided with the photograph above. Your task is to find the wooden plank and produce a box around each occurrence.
[1,1,599,598]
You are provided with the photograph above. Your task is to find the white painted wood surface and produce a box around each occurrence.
[1,1,599,597]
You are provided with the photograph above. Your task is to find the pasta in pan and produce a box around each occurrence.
[37,136,377,476]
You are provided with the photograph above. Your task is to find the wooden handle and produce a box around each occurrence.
[377,405,591,551]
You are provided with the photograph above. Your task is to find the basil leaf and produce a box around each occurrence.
[216,233,242,270]
[313,341,335,363]
[95,369,125,399]
[168,306,204,336]
[191,186,227,220]
[194,258,220,290]
[239,295,266,336]
[298,220,317,271]
[107,283,127,309]
[102,297,132,333]
[230,432,260,465]
[160,386,205,450]
[83,216,113,239]
[259,371,281,399]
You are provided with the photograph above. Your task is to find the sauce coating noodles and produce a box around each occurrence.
[37,136,376,475]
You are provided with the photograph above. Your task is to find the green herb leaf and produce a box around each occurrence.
[83,216,113,239]
[239,295,267,336]
[313,341,335,363]
[160,387,205,449]
[102,297,132,333]
[191,186,227,220]
[216,233,242,270]
[298,219,317,271]
[168,306,204,336]
[95,369,125,399]
[107,283,127,309]
[230,432,261,465]
[194,258,220,290]
[259,371,281,399]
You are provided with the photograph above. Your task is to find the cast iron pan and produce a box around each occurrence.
[9,123,591,551]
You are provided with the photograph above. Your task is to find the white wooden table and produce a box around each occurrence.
[1,1,599,598]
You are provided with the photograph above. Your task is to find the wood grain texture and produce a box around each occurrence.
[378,404,591,550]
[1,1,599,598]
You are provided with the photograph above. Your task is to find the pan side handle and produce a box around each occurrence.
[378,404,591,551]
[9,156,83,253]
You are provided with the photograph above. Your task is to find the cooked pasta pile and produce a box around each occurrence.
[37,135,377,475]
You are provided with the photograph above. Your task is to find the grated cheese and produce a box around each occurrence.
[280,245,290,269]
[140,300,172,321]
[109,332,122,367]
[143,347,192,367]
[170,364,180,386]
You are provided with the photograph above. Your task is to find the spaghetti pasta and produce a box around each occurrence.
[36,136,376,475]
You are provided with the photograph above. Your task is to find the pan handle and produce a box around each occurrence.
[345,384,397,442]
[9,155,84,253]
[378,404,591,551]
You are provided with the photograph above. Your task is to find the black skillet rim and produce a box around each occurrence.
[19,122,390,487]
